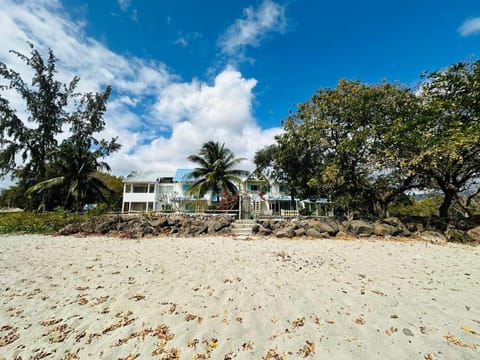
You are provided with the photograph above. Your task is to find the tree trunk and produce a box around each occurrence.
[439,190,456,218]
[374,200,389,219]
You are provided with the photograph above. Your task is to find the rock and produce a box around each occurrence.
[382,217,403,227]
[207,220,229,234]
[305,228,326,238]
[274,226,295,238]
[346,220,374,237]
[418,230,447,244]
[335,231,348,238]
[373,223,397,236]
[151,217,168,228]
[195,224,208,235]
[382,217,411,236]
[308,220,337,235]
[142,226,154,235]
[466,226,480,242]
[257,226,272,236]
[294,228,306,237]
[445,226,472,243]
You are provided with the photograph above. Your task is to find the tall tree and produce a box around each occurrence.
[28,87,121,212]
[0,43,78,209]
[258,80,423,217]
[0,43,120,211]
[415,60,480,217]
[187,141,248,201]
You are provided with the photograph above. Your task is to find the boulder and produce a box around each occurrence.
[195,224,208,235]
[257,226,272,236]
[151,217,168,228]
[294,228,306,237]
[381,217,410,236]
[466,226,480,242]
[346,220,374,237]
[373,223,398,236]
[305,228,325,238]
[207,220,230,234]
[418,230,447,244]
[445,226,472,243]
[274,226,295,238]
[308,220,337,235]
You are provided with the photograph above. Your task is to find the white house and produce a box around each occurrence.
[121,168,303,216]
[122,171,175,213]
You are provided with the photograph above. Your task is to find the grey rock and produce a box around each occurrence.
[294,228,306,237]
[445,227,471,243]
[466,226,480,242]
[418,230,447,244]
[373,223,398,236]
[274,226,295,238]
[305,228,324,238]
[346,220,374,237]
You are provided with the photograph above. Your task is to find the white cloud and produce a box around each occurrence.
[174,32,202,48]
[0,0,281,185]
[459,17,480,36]
[108,67,282,175]
[118,0,131,12]
[219,0,287,57]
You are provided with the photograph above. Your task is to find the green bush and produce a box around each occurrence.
[389,196,442,217]
[0,212,84,234]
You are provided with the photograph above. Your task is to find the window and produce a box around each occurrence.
[249,184,259,192]
[159,185,174,194]
[133,185,148,193]
[149,184,155,193]
[182,184,190,192]
[125,184,131,193]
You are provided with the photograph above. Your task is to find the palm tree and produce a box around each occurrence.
[28,140,117,212]
[187,141,249,201]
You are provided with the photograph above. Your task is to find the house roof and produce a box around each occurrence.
[124,171,174,183]
[174,169,195,182]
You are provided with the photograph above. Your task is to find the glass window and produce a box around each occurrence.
[133,185,148,193]
[125,184,131,193]
[149,184,155,193]
[159,185,174,194]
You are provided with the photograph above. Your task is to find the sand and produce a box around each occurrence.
[0,234,479,359]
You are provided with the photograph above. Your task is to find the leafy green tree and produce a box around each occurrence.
[0,43,120,211]
[187,141,248,201]
[28,87,120,212]
[265,80,423,217]
[415,60,480,217]
[0,43,78,209]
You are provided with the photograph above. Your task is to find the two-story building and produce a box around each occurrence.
[122,171,175,213]
[121,168,299,216]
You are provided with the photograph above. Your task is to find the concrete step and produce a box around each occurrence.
[231,220,256,236]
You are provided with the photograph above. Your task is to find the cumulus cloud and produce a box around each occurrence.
[219,0,287,58]
[0,0,281,185]
[108,67,282,175]
[118,0,131,12]
[458,17,480,36]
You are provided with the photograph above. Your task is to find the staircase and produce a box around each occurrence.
[231,219,257,238]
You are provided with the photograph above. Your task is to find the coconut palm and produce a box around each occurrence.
[187,141,249,201]
[28,140,117,212]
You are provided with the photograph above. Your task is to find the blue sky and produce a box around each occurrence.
[1,0,480,182]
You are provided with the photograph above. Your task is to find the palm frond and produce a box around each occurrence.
[27,176,65,193]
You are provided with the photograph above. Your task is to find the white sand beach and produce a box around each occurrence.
[0,234,479,359]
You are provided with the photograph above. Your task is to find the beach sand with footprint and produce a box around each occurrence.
[0,234,479,359]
